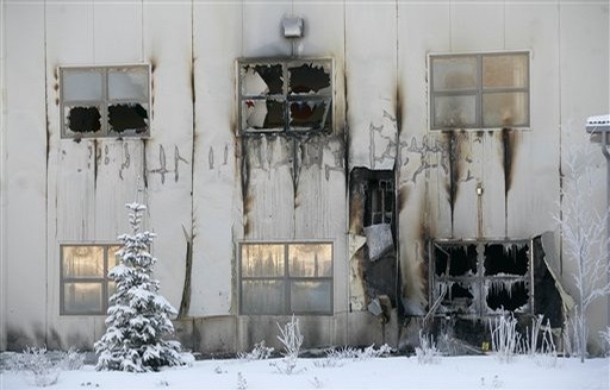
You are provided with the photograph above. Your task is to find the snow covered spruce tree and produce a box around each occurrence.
[94,202,187,372]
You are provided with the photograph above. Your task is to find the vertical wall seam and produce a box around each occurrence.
[557,0,563,276]
[43,0,50,346]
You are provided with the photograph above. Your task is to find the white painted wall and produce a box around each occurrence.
[1,0,608,353]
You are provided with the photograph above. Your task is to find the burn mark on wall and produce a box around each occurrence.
[501,128,518,196]
[119,143,131,180]
[178,227,193,319]
[445,132,460,231]
[148,145,189,184]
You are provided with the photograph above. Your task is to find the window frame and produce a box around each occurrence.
[59,64,151,139]
[429,239,534,319]
[237,57,334,135]
[238,241,334,316]
[429,51,530,130]
[59,243,121,316]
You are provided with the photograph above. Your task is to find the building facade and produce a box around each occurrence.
[1,0,609,354]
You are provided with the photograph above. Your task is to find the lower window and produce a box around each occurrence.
[239,242,333,315]
[60,244,120,315]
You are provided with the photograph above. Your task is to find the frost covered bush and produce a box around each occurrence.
[489,312,522,363]
[314,344,391,368]
[94,202,189,372]
[271,315,303,375]
[8,346,61,387]
[61,347,85,371]
[415,331,440,365]
[238,341,274,361]
[599,327,610,356]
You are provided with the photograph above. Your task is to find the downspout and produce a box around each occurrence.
[601,132,610,330]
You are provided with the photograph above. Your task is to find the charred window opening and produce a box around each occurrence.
[350,168,398,313]
[429,52,529,130]
[239,59,332,133]
[66,106,101,133]
[435,245,477,277]
[486,280,529,311]
[431,239,532,318]
[239,242,333,315]
[483,244,528,276]
[108,103,149,134]
[60,65,150,138]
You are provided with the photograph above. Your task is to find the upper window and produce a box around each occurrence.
[60,65,150,138]
[238,59,333,134]
[429,52,529,130]
[239,242,333,315]
[60,244,120,315]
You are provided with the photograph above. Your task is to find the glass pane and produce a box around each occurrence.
[482,92,528,127]
[108,281,117,298]
[62,246,104,278]
[108,245,122,267]
[289,244,332,277]
[288,99,331,131]
[432,56,478,92]
[64,105,102,134]
[242,99,285,131]
[433,95,477,128]
[241,280,285,314]
[62,70,103,101]
[108,103,149,134]
[241,244,285,277]
[241,64,283,96]
[288,62,332,95]
[483,54,528,89]
[290,281,332,313]
[108,68,149,100]
[63,282,103,314]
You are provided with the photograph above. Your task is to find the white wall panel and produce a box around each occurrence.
[4,1,48,347]
[191,1,242,316]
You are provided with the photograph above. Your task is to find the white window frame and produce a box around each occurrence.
[429,51,530,130]
[237,58,333,134]
[59,64,151,139]
[238,241,334,315]
[60,243,120,315]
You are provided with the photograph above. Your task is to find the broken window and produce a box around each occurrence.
[238,59,332,133]
[60,244,120,315]
[239,242,333,315]
[429,52,529,129]
[349,168,398,315]
[431,240,532,317]
[60,65,150,138]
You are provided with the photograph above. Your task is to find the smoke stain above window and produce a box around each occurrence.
[60,65,151,139]
[238,59,333,134]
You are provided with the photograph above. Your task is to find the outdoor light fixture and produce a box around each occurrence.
[282,16,304,38]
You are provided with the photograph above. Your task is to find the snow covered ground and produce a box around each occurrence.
[1,355,608,390]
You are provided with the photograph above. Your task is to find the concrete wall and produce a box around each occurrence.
[1,0,608,354]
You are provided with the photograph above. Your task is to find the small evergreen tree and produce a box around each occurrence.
[94,202,186,372]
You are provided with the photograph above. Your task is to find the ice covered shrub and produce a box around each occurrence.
[358,344,392,360]
[489,312,522,363]
[600,327,610,356]
[271,315,303,375]
[94,202,189,372]
[10,346,60,387]
[238,340,274,361]
[415,331,440,365]
[60,347,85,371]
